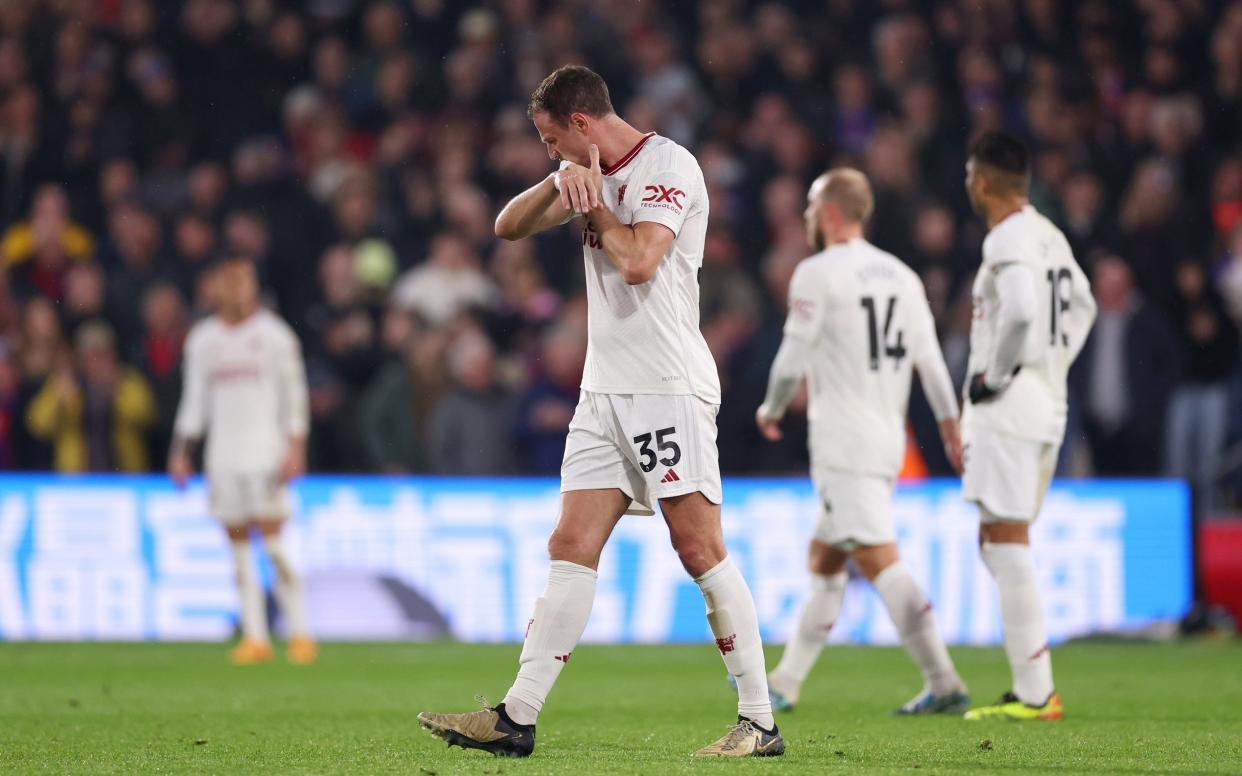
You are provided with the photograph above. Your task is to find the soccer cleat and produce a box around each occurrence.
[692,717,785,757]
[417,701,535,758]
[228,639,275,665]
[964,691,1063,721]
[286,636,318,665]
[726,674,796,712]
[890,689,970,716]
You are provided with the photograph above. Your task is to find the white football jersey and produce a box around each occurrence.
[173,309,309,474]
[575,133,720,402]
[965,205,1094,443]
[784,238,954,477]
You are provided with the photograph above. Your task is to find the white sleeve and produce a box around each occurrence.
[760,335,809,419]
[278,327,310,438]
[762,262,821,418]
[630,153,696,237]
[911,289,958,421]
[985,263,1037,386]
[782,262,826,342]
[172,329,208,442]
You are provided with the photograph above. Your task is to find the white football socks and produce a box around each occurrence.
[263,533,309,639]
[769,571,847,703]
[503,560,597,726]
[230,538,269,644]
[872,561,963,696]
[695,555,775,730]
[981,542,1054,705]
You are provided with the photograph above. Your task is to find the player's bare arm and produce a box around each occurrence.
[494,174,577,241]
[167,433,196,488]
[582,145,675,285]
[280,435,307,483]
[937,418,963,474]
[912,301,962,472]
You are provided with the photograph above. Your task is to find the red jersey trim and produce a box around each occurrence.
[603,132,657,176]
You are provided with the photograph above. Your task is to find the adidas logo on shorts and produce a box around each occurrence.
[660,468,681,484]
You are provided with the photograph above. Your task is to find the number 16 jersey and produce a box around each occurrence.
[784,238,950,478]
[965,205,1093,444]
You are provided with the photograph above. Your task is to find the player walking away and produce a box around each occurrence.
[959,132,1096,721]
[416,65,783,759]
[168,254,316,666]
[756,169,969,716]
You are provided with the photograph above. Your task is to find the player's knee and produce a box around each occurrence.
[978,518,1030,545]
[808,541,847,576]
[546,527,597,566]
[852,543,899,580]
[671,536,724,578]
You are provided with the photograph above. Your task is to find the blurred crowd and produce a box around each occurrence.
[1,0,1241,493]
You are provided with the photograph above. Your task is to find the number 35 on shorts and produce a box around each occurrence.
[632,427,681,473]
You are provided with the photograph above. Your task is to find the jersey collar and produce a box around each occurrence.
[602,132,657,176]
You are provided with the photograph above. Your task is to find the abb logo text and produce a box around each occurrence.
[642,185,685,209]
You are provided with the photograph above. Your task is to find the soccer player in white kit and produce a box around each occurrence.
[168,254,316,666]
[417,65,783,758]
[756,169,969,716]
[959,132,1096,721]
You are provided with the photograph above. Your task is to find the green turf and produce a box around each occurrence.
[1,641,1239,774]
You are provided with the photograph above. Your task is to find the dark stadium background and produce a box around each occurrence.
[0,0,1239,619]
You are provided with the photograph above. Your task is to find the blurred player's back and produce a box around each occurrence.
[760,168,965,717]
[965,205,1093,444]
[790,240,939,477]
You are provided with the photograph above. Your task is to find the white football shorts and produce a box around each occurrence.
[962,423,1059,522]
[208,470,291,525]
[811,467,897,550]
[561,391,723,516]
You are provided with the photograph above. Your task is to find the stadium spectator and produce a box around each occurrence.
[391,232,497,326]
[11,297,62,470]
[427,330,516,475]
[2,184,95,302]
[1058,171,1116,269]
[0,342,17,469]
[25,320,155,473]
[1165,261,1240,497]
[135,282,188,464]
[358,306,426,474]
[1074,255,1180,475]
[513,323,584,475]
[60,262,108,341]
[103,202,166,344]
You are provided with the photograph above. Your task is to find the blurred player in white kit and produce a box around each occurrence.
[959,132,1096,721]
[168,254,316,666]
[757,168,969,715]
[417,65,782,758]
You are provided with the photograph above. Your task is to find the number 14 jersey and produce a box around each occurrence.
[966,205,1094,444]
[784,238,949,477]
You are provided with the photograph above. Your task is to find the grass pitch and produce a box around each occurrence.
[1,641,1239,774]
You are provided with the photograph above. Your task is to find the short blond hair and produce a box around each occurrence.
[815,168,874,223]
